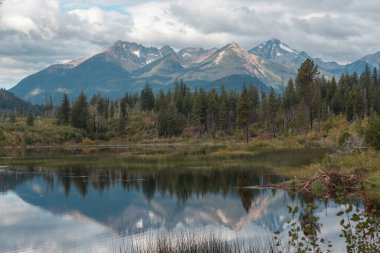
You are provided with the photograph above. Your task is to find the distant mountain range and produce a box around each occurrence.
[10,39,380,104]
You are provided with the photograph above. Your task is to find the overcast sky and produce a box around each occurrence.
[1,0,380,89]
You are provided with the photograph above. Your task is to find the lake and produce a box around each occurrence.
[0,146,370,253]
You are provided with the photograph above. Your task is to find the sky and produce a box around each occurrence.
[1,0,380,89]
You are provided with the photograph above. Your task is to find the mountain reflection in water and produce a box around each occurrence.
[0,166,362,253]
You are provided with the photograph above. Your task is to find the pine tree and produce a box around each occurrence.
[140,83,155,111]
[109,101,115,120]
[312,79,322,125]
[167,101,182,136]
[229,90,239,130]
[57,93,70,125]
[331,90,343,115]
[183,92,192,121]
[283,79,298,131]
[296,59,319,130]
[71,92,88,130]
[157,106,168,137]
[326,77,337,114]
[372,67,378,86]
[360,64,371,116]
[207,89,218,138]
[248,83,259,123]
[353,86,365,120]
[157,101,182,137]
[267,88,279,137]
[218,87,229,133]
[345,92,354,121]
[155,90,167,112]
[26,110,34,127]
[118,98,128,134]
[236,87,252,143]
[192,90,208,136]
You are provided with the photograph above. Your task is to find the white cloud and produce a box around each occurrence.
[1,0,380,88]
[0,0,132,89]
[2,16,39,35]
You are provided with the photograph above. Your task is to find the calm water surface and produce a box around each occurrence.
[0,147,365,253]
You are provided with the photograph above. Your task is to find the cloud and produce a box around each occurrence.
[0,0,132,88]
[1,0,380,88]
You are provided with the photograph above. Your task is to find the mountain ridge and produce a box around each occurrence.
[10,39,380,104]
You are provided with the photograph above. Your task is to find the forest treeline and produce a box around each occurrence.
[17,59,380,146]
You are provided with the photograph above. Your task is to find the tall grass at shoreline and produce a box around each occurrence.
[109,231,282,253]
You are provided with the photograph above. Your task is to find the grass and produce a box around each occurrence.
[111,230,282,253]
[0,144,327,173]
[0,114,353,147]
[0,117,84,146]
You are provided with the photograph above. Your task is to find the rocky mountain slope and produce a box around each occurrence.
[11,41,286,104]
[10,38,380,104]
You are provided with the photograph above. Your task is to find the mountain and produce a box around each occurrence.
[101,41,175,71]
[177,47,218,67]
[0,89,31,111]
[250,38,303,66]
[131,53,186,89]
[10,42,181,104]
[180,42,293,90]
[10,54,132,104]
[250,38,343,75]
[336,51,380,75]
[11,41,293,104]
[11,38,380,104]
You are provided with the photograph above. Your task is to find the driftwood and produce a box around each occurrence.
[260,170,362,198]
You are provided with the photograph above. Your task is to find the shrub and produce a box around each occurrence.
[24,133,38,145]
[26,110,34,127]
[304,141,321,149]
[338,132,351,147]
[323,117,334,134]
[311,180,326,195]
[297,137,306,145]
[0,129,5,144]
[363,114,380,149]
[249,123,260,138]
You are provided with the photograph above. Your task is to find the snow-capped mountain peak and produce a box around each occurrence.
[278,42,298,54]
[250,39,300,62]
[177,47,216,66]
[189,41,286,87]
[99,41,177,71]
[250,39,344,75]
